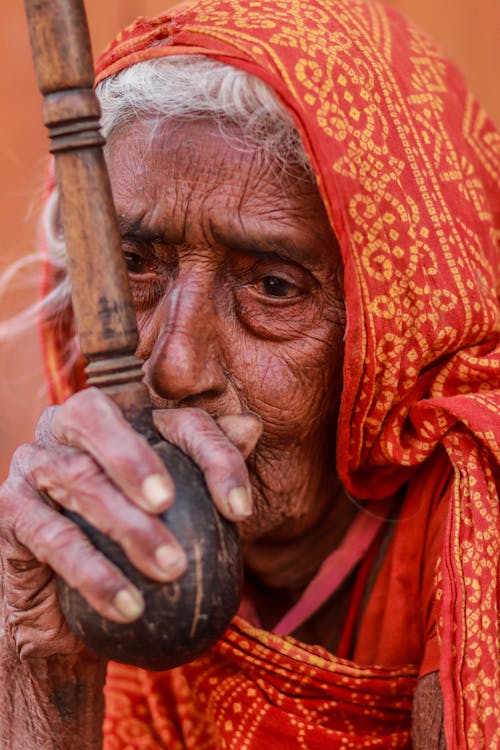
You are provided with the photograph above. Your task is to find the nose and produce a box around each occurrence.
[142,282,227,403]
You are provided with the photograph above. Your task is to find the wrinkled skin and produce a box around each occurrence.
[1,117,347,652]
[0,118,443,748]
[111,118,351,592]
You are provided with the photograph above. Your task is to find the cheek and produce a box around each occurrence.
[235,329,343,537]
[226,324,344,444]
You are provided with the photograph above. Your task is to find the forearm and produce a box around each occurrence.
[1,650,106,750]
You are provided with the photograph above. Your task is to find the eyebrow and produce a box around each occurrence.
[117,217,165,244]
[117,216,320,268]
[210,221,315,268]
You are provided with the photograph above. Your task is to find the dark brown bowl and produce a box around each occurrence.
[57,439,242,671]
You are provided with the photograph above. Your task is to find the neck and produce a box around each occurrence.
[242,486,358,594]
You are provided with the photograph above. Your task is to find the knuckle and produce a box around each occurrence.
[202,446,248,487]
[30,518,79,562]
[103,502,166,551]
[69,552,122,595]
[106,432,149,467]
[77,387,122,421]
[53,539,129,606]
[55,392,89,430]
[210,441,245,469]
[123,513,166,547]
[62,452,98,486]
[34,406,58,443]
[10,443,36,474]
[28,448,97,497]
[187,408,219,435]
[53,389,116,439]
[9,445,62,497]
[67,386,105,409]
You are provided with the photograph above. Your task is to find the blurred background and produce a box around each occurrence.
[0,0,499,480]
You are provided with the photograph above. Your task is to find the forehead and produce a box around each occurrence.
[108,117,310,197]
[106,117,339,271]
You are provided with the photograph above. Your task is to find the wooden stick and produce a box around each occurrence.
[24,0,148,413]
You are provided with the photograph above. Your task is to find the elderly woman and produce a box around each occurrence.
[1,0,499,748]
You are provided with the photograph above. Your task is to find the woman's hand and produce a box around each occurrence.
[0,386,262,663]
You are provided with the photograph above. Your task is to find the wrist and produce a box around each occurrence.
[1,648,106,750]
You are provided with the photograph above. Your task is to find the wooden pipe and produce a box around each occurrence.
[24,0,242,670]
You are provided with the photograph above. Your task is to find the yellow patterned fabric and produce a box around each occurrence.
[42,0,500,746]
[103,619,418,749]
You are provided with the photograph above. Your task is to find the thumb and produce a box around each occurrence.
[216,413,263,458]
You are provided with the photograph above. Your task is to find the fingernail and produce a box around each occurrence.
[227,486,252,520]
[142,474,173,510]
[113,587,144,621]
[155,545,186,577]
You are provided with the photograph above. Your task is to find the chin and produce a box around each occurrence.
[237,494,312,544]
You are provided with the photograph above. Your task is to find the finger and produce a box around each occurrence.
[215,413,263,458]
[6,481,145,624]
[47,389,175,513]
[153,408,253,522]
[24,444,187,583]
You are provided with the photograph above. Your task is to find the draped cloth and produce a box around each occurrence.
[40,0,500,747]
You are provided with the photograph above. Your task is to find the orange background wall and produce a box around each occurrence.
[0,0,499,480]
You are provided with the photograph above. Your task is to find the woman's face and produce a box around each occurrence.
[106,117,346,548]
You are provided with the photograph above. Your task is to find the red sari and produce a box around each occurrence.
[41,0,500,746]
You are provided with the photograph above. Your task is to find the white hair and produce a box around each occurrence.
[99,56,310,173]
[0,55,311,343]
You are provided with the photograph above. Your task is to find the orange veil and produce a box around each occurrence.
[42,0,500,747]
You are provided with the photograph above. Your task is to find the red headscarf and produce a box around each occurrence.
[43,0,500,747]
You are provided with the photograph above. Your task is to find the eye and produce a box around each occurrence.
[257,275,301,298]
[122,244,159,276]
[124,250,145,274]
